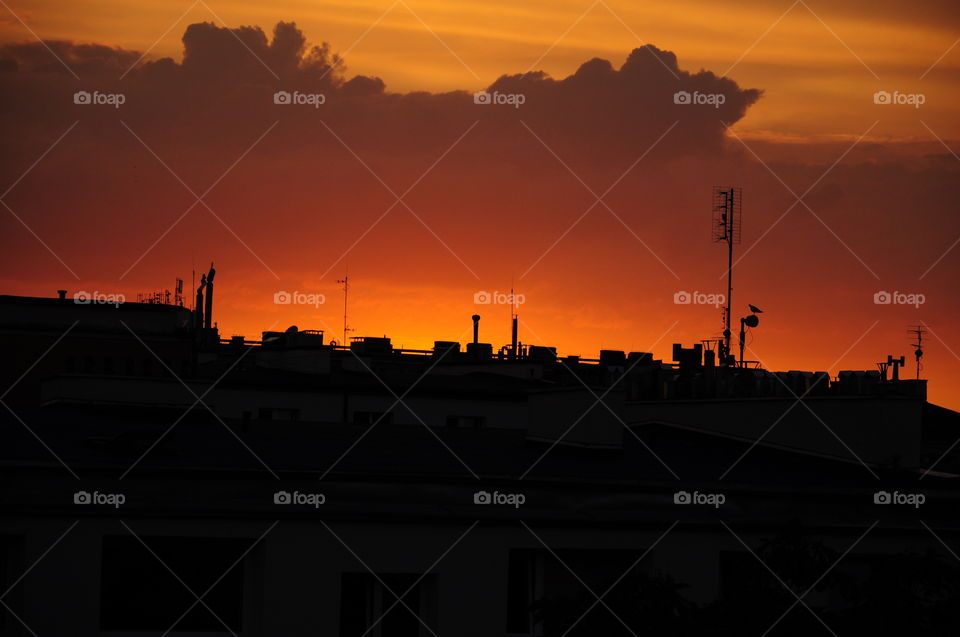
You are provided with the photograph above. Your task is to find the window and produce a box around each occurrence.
[100,535,250,632]
[507,550,544,635]
[339,573,438,637]
[353,411,392,426]
[258,407,300,421]
[718,551,756,600]
[506,548,650,636]
[0,535,23,631]
[445,415,486,429]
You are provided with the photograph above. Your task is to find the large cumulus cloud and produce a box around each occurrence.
[0,20,759,162]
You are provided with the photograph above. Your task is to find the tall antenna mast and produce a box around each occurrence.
[336,269,351,345]
[510,284,519,359]
[908,325,926,380]
[712,186,742,365]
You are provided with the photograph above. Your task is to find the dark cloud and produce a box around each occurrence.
[177,21,343,85]
[0,40,140,74]
[484,46,761,159]
[0,20,759,163]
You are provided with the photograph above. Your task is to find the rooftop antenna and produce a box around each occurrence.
[510,284,519,359]
[336,267,351,345]
[879,355,906,381]
[713,186,742,365]
[738,304,762,368]
[191,251,196,312]
[203,262,215,330]
[908,325,926,380]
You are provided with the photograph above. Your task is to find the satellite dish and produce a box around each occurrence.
[744,314,760,328]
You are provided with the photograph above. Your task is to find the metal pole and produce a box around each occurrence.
[342,275,349,344]
[724,190,734,363]
[738,316,745,368]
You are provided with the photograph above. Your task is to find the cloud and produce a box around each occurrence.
[483,46,761,159]
[0,40,140,74]
[0,20,759,163]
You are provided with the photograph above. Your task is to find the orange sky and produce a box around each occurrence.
[0,0,958,409]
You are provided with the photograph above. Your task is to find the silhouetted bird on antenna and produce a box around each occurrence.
[748,304,763,314]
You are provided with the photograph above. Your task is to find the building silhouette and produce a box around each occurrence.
[1,282,958,635]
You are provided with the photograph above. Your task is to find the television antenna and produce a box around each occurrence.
[713,186,742,365]
[336,269,352,345]
[908,325,926,380]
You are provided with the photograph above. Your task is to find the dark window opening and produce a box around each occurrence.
[339,572,437,637]
[258,407,300,421]
[0,535,23,631]
[446,415,486,429]
[506,548,649,636]
[353,411,392,426]
[100,535,250,632]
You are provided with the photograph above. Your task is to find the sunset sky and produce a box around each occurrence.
[1,0,958,408]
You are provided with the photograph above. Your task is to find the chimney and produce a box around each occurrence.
[471,314,480,344]
[56,290,67,300]
[203,263,216,330]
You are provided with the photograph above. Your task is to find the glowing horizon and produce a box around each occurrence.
[0,1,957,409]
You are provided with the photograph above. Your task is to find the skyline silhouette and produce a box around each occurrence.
[0,4,959,634]
[1,15,957,410]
